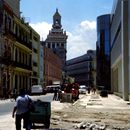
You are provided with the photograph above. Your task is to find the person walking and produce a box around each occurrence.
[12,88,32,130]
[57,89,62,101]
[93,87,96,94]
[53,89,58,100]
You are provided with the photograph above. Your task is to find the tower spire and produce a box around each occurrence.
[56,8,58,12]
[52,8,62,29]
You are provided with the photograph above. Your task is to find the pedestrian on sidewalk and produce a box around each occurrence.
[12,88,32,130]
[92,87,96,94]
[87,87,91,94]
[57,89,62,101]
[53,89,58,100]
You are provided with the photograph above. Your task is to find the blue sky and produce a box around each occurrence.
[20,0,113,60]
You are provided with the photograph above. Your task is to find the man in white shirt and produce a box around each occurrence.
[12,89,32,130]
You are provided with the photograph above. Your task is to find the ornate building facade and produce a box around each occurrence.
[0,0,40,97]
[44,9,68,71]
[43,45,62,87]
[30,28,40,86]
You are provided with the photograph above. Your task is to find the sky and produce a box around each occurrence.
[20,0,114,60]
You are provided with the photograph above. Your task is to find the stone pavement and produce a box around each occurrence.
[0,93,130,130]
[78,92,130,109]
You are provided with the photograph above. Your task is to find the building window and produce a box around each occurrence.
[48,43,50,48]
[4,14,7,30]
[57,43,59,47]
[8,17,11,32]
[61,43,64,47]
[15,75,18,89]
[52,43,55,48]
[33,61,37,66]
[15,49,18,62]
[33,36,38,41]
[33,48,37,53]
[19,51,21,63]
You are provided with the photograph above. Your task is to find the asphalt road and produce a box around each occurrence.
[0,93,54,116]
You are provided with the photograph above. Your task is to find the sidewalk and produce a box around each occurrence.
[78,92,130,109]
[0,114,15,130]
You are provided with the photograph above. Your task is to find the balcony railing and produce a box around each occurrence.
[33,71,37,76]
[14,34,32,49]
[3,28,32,49]
[0,56,13,65]
[13,61,32,70]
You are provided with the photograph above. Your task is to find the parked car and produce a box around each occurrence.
[31,85,43,95]
[46,85,61,93]
[79,85,87,94]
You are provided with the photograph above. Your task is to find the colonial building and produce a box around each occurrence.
[66,50,96,87]
[44,9,68,71]
[43,45,62,87]
[39,42,44,87]
[4,0,20,18]
[30,28,40,86]
[0,0,40,97]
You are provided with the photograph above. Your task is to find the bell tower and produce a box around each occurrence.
[45,9,68,71]
[53,9,62,29]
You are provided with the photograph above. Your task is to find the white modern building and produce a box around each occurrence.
[111,0,130,100]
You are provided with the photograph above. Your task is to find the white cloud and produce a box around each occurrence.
[30,20,96,60]
[67,20,96,60]
[30,22,52,41]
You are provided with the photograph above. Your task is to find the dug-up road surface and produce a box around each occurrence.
[0,93,130,130]
[51,93,130,130]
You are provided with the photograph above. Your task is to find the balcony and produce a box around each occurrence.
[13,61,32,70]
[33,71,38,77]
[0,55,13,65]
[14,34,32,49]
[3,28,14,38]
[3,28,32,49]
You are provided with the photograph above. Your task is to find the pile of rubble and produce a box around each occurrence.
[73,121,125,130]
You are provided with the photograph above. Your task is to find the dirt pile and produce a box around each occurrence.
[51,94,130,130]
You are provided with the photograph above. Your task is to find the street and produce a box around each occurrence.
[0,100,15,116]
[0,93,53,116]
[51,93,130,130]
[0,92,130,130]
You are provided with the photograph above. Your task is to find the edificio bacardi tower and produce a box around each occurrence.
[45,9,68,70]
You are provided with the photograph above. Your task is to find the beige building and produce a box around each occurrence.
[0,0,40,97]
[30,28,40,86]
